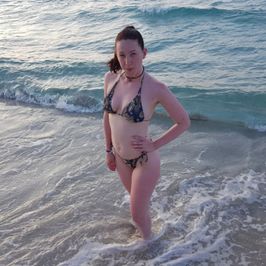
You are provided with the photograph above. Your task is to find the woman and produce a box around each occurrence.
[103,26,190,240]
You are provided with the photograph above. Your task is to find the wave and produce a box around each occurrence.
[1,58,265,132]
[158,87,266,132]
[139,6,230,16]
[1,80,265,132]
[0,58,106,113]
[0,58,106,79]
[137,5,266,22]
[0,85,103,114]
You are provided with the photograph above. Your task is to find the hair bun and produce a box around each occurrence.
[125,25,136,30]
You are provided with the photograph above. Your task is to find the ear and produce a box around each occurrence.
[143,48,148,59]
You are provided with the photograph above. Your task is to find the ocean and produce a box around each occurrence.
[0,1,265,265]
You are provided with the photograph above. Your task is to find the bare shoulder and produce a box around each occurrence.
[144,73,169,99]
[104,71,118,84]
[145,73,190,125]
[104,71,120,94]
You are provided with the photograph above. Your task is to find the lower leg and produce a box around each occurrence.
[130,152,160,239]
[132,209,152,240]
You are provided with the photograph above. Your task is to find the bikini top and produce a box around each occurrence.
[103,73,148,123]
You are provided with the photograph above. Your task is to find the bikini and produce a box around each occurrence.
[103,72,149,169]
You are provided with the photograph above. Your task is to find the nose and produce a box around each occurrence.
[125,55,131,66]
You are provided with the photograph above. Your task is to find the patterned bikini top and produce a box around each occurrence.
[103,73,148,123]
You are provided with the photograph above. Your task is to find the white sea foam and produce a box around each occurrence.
[55,169,265,266]
[248,123,266,132]
[58,239,150,266]
[55,96,102,113]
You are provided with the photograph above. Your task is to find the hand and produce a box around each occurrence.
[131,135,155,153]
[106,152,116,171]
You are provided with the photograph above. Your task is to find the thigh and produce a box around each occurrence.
[115,152,133,194]
[131,151,160,209]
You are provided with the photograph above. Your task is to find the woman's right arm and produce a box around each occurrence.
[103,111,113,152]
[103,72,116,171]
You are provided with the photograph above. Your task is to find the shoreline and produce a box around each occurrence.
[1,98,265,136]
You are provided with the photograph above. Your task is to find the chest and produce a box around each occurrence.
[112,83,137,108]
[110,82,156,119]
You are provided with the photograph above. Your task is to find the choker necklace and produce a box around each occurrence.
[124,67,145,82]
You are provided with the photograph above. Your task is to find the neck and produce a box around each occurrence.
[124,66,144,82]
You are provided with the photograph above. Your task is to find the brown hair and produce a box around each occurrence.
[107,26,145,73]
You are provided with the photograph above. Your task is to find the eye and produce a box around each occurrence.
[119,54,125,57]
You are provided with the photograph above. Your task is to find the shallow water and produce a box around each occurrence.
[0,101,265,265]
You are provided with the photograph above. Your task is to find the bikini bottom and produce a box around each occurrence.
[115,150,148,169]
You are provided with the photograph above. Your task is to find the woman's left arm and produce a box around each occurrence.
[152,84,190,150]
[131,84,190,152]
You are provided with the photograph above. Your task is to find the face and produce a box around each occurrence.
[116,39,147,75]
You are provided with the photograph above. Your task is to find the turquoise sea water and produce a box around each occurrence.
[1,1,266,265]
[1,0,266,131]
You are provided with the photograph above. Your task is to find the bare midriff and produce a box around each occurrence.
[109,114,150,159]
